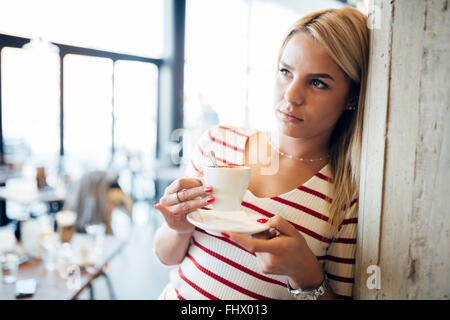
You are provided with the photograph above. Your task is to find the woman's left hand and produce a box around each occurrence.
[228,215,324,290]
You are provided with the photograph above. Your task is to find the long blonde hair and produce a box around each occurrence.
[277,8,370,231]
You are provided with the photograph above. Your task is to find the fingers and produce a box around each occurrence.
[228,232,276,254]
[175,185,213,203]
[160,185,213,207]
[158,195,214,216]
[252,228,279,240]
[165,178,203,195]
[269,215,299,237]
[153,203,196,234]
[251,229,273,240]
[229,216,299,253]
[172,195,214,215]
[154,203,172,217]
[161,177,212,206]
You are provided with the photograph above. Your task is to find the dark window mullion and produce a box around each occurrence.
[0,47,3,164]
[111,59,116,163]
[59,52,65,156]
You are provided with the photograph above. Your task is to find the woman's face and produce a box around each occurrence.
[274,32,352,140]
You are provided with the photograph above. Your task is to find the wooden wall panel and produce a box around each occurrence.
[356,0,450,299]
[354,0,393,300]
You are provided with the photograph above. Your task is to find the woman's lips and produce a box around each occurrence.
[277,110,303,122]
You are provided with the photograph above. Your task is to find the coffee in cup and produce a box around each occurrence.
[203,165,251,211]
[55,210,77,243]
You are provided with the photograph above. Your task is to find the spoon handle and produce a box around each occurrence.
[208,150,218,167]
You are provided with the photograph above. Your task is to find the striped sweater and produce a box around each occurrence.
[159,125,358,300]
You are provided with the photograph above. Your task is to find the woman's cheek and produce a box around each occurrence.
[273,80,286,103]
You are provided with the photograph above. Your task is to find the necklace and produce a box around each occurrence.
[267,133,330,163]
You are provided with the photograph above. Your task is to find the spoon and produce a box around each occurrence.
[208,150,218,167]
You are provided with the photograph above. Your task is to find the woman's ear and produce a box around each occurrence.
[345,82,359,111]
[346,98,357,110]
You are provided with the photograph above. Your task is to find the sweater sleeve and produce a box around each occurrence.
[184,125,252,178]
[322,198,358,299]
[184,128,211,179]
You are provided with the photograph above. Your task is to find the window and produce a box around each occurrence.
[0,1,164,187]
[184,0,347,140]
[1,45,59,165]
[113,60,159,172]
[0,0,164,58]
[64,54,113,171]
[184,0,249,133]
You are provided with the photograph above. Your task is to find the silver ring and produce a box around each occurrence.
[175,191,182,204]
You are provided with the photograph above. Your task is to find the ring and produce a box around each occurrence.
[175,190,182,204]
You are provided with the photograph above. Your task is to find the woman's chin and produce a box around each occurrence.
[277,121,305,138]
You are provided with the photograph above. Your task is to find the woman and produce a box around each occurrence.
[154,7,369,300]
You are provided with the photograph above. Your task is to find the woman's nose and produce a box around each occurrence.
[284,79,304,106]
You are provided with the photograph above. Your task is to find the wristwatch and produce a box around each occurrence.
[286,272,328,300]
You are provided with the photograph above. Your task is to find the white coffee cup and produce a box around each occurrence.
[203,165,251,212]
[55,210,77,243]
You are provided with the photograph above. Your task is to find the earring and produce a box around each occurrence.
[347,105,357,111]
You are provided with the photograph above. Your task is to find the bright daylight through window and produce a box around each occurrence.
[0,0,163,191]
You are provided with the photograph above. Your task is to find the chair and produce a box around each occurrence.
[64,170,133,235]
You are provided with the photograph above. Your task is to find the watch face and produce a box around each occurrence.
[290,291,316,300]
[297,292,316,300]
[287,275,327,300]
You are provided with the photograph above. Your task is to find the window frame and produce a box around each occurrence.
[0,33,164,164]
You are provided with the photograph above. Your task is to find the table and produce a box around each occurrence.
[0,186,66,205]
[0,183,66,225]
[0,168,22,185]
[0,233,126,300]
[0,168,23,226]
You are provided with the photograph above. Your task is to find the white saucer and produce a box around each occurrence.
[187,209,270,236]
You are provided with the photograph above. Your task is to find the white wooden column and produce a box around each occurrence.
[355,0,450,299]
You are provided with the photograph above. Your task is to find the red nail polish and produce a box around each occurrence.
[206,196,215,203]
[204,187,213,193]
[221,232,230,238]
[257,218,268,224]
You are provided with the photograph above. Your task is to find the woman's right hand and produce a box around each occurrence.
[154,177,214,234]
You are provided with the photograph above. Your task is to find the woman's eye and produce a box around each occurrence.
[279,68,289,76]
[311,79,328,89]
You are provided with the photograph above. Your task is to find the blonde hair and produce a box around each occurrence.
[277,7,370,231]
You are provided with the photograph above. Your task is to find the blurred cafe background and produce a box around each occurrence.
[0,0,366,299]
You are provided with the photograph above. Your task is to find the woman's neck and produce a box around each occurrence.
[270,131,330,161]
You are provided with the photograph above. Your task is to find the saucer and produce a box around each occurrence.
[187,209,270,236]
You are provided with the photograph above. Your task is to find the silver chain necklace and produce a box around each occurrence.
[267,133,330,163]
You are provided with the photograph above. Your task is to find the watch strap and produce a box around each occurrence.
[287,272,328,300]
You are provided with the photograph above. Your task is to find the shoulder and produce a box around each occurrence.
[336,194,359,235]
[197,125,258,149]
[193,125,257,166]
[207,125,257,140]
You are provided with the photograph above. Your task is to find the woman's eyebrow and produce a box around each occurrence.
[279,61,335,82]
[307,73,335,82]
[279,61,293,70]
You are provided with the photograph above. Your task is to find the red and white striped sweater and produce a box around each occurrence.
[158,125,358,300]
